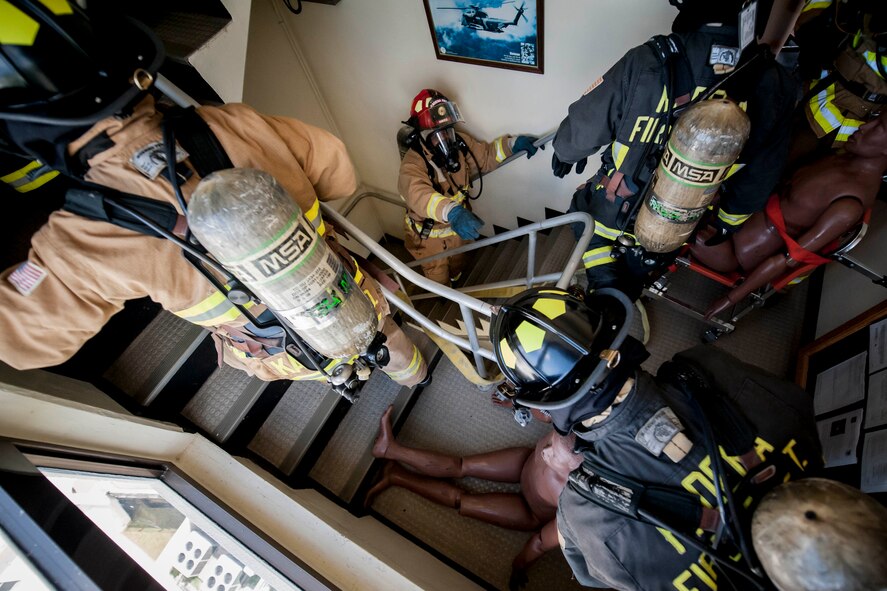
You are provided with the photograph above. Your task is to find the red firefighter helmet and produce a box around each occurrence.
[408,89,463,131]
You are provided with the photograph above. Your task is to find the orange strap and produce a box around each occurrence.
[765,194,832,266]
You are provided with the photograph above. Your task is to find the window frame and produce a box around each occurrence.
[12,442,337,591]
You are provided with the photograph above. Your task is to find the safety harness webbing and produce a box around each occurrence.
[764,194,833,266]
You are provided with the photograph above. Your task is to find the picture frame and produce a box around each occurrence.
[421,0,544,74]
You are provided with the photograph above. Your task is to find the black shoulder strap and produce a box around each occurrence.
[166,107,233,177]
[63,185,181,239]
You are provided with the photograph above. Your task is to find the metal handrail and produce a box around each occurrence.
[338,132,554,217]
[323,204,594,379]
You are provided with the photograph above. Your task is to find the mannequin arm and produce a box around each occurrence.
[706,197,864,318]
[509,519,559,590]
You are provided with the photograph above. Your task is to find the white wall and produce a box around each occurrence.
[189,0,253,103]
[816,200,887,338]
[0,381,481,591]
[244,0,677,237]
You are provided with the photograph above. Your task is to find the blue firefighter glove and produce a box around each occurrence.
[551,153,588,178]
[512,135,543,159]
[448,205,484,240]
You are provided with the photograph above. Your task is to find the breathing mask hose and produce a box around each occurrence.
[463,142,484,201]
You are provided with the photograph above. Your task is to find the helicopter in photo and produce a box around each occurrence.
[436,1,528,33]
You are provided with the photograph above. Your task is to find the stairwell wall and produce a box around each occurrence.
[243,0,677,238]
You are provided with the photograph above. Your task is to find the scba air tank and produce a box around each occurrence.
[188,168,378,359]
[635,99,750,253]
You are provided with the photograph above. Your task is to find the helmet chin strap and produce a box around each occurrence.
[516,288,636,411]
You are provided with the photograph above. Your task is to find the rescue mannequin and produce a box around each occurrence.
[366,405,581,590]
[399,89,540,285]
[489,287,823,591]
[693,110,887,319]
[550,0,797,300]
[0,3,428,388]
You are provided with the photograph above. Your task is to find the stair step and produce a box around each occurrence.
[103,310,208,405]
[307,326,437,504]
[248,381,340,474]
[440,241,512,328]
[537,226,576,277]
[181,365,269,443]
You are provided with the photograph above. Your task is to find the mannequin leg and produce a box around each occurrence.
[372,406,532,481]
[366,462,542,531]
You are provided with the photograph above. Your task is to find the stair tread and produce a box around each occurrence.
[103,310,208,405]
[181,365,268,443]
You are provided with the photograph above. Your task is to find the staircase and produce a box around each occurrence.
[49,209,585,591]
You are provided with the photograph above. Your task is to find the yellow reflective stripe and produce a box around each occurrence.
[305,198,320,221]
[495,137,507,163]
[37,0,72,15]
[717,210,751,226]
[788,275,810,286]
[863,51,887,80]
[611,142,629,170]
[385,345,423,381]
[836,117,865,142]
[802,0,831,11]
[582,246,615,269]
[196,303,244,327]
[723,163,744,180]
[316,219,326,236]
[809,81,843,134]
[13,169,59,192]
[593,222,634,242]
[175,291,228,320]
[351,257,364,285]
[0,1,40,45]
[403,214,459,238]
[426,192,448,219]
[1,159,42,183]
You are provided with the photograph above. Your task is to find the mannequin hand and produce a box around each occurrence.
[513,135,543,159]
[448,205,484,240]
[551,153,587,178]
[508,566,529,591]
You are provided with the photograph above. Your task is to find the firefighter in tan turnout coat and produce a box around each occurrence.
[398,89,541,285]
[0,1,427,388]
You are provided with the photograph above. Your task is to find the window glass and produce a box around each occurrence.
[41,469,301,591]
[0,529,54,591]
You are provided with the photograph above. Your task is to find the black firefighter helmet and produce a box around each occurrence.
[491,287,635,411]
[0,0,164,126]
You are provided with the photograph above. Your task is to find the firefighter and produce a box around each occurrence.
[788,0,887,167]
[490,287,824,590]
[550,0,797,300]
[0,1,428,388]
[399,89,540,285]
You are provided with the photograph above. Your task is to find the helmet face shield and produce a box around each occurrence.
[425,100,463,129]
[491,288,635,410]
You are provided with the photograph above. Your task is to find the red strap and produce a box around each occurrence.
[765,194,832,266]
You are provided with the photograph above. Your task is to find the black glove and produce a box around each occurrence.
[513,135,543,159]
[551,153,587,178]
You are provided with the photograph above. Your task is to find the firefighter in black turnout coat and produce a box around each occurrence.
[490,287,822,591]
[552,1,797,299]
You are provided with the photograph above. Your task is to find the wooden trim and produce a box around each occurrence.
[795,299,887,388]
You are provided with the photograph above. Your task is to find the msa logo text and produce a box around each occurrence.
[231,220,315,283]
[661,146,729,186]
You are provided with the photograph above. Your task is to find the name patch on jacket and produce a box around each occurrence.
[131,141,189,179]
[709,45,739,74]
[8,261,47,296]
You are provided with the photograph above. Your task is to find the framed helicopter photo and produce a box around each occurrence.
[422,0,543,74]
